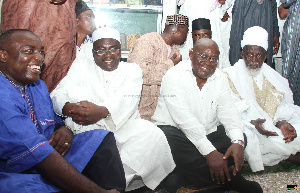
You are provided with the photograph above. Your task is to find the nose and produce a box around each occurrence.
[34,52,44,62]
[104,50,112,57]
[251,55,259,62]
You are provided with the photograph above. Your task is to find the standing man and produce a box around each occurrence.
[192,18,230,69]
[162,0,232,61]
[281,0,300,106]
[75,0,96,60]
[1,0,79,93]
[127,14,188,120]
[229,0,280,67]
[0,29,125,193]
[152,38,262,193]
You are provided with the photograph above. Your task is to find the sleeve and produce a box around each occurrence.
[50,58,88,116]
[0,89,55,173]
[216,75,245,142]
[127,38,174,85]
[272,0,280,37]
[161,70,216,156]
[102,64,143,130]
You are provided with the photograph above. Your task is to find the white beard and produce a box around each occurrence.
[246,66,262,77]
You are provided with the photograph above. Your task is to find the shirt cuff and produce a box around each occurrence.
[197,137,217,156]
[228,129,244,142]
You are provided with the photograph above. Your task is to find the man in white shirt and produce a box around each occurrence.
[152,38,262,192]
[224,26,300,172]
[50,27,175,192]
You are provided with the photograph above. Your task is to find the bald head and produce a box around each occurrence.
[193,38,219,53]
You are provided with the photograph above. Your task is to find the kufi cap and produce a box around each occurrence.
[166,14,189,26]
[192,18,211,31]
[92,27,120,43]
[241,26,268,51]
[76,0,91,18]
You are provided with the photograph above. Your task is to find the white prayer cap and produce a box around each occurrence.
[92,27,120,43]
[241,26,268,51]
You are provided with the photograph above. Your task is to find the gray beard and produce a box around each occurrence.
[246,66,262,77]
[257,0,263,4]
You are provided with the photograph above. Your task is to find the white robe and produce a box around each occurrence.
[223,59,300,172]
[162,0,231,69]
[50,58,175,191]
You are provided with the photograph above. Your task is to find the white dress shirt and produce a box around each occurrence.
[152,60,244,156]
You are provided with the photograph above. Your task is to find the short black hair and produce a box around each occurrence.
[0,29,33,50]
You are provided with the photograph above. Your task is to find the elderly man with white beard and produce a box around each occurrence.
[224,26,300,172]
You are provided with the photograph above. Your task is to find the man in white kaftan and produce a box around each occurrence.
[50,27,175,191]
[224,26,300,172]
[162,0,231,69]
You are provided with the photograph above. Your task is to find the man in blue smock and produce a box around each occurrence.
[0,29,126,193]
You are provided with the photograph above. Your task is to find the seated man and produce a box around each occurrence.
[151,38,262,192]
[50,27,175,191]
[0,29,125,193]
[191,18,230,69]
[127,14,188,120]
[224,26,300,172]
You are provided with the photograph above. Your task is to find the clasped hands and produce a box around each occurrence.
[63,101,109,126]
[250,119,297,143]
[205,143,244,184]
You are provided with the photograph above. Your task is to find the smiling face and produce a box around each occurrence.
[192,29,212,44]
[241,45,267,71]
[190,39,219,80]
[0,31,44,86]
[92,38,121,71]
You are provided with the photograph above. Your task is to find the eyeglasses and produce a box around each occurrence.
[93,48,120,55]
[195,53,218,64]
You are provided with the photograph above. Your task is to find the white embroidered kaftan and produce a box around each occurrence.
[50,58,175,191]
[223,60,300,172]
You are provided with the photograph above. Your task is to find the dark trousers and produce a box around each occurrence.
[82,132,126,192]
[159,125,235,189]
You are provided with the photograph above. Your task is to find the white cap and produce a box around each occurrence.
[241,26,268,51]
[92,27,120,43]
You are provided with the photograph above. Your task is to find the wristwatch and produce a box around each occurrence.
[232,139,245,148]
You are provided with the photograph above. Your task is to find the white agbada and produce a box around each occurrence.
[162,0,231,69]
[151,60,244,156]
[50,57,176,191]
[223,60,300,172]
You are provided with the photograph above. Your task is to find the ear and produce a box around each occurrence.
[241,50,244,59]
[0,49,8,63]
[264,51,268,60]
[76,18,80,25]
[189,48,193,58]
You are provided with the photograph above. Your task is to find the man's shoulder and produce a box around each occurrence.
[119,62,142,74]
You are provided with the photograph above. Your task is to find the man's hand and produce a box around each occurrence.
[62,102,86,117]
[276,120,297,143]
[223,143,244,176]
[170,53,182,65]
[273,36,280,55]
[50,0,67,5]
[205,150,231,184]
[49,126,73,156]
[69,101,109,125]
[250,118,279,136]
[218,0,226,5]
[221,12,230,22]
